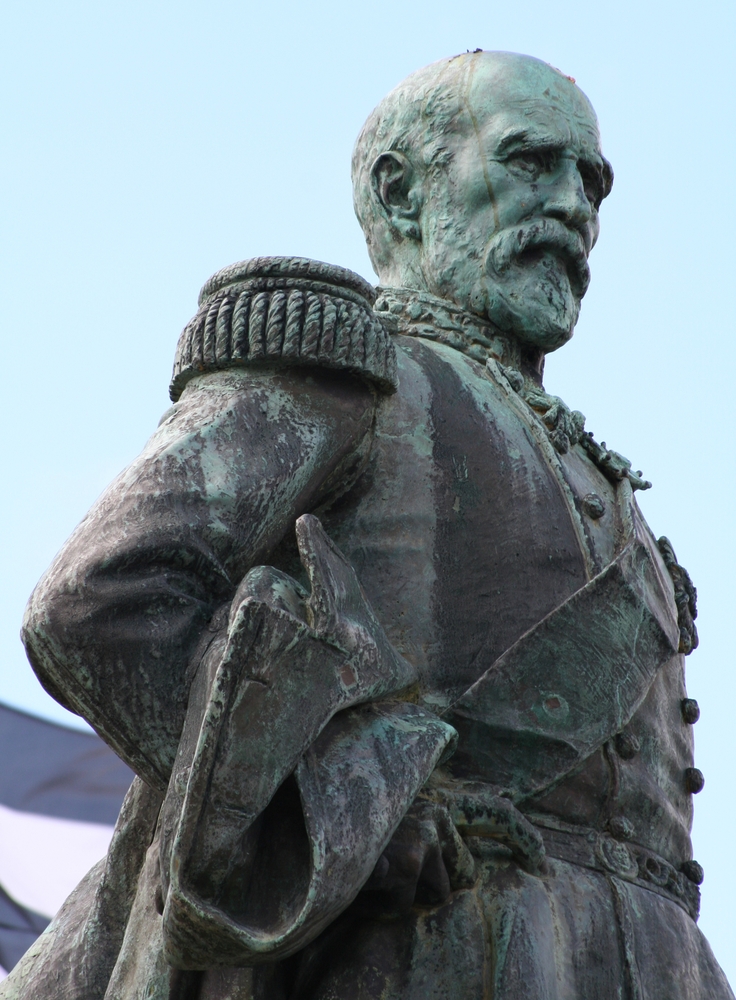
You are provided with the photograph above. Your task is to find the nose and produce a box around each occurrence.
[543,157,592,231]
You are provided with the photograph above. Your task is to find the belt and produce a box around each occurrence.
[533,822,700,920]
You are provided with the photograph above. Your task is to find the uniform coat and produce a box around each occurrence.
[3,262,731,999]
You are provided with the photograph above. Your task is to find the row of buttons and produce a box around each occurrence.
[681,698,705,792]
[613,699,704,792]
[608,696,705,885]
[579,491,704,884]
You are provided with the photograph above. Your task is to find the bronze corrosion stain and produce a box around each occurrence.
[340,664,357,688]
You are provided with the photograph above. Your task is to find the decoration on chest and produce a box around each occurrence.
[374,286,651,493]
[497,362,651,492]
[657,537,699,655]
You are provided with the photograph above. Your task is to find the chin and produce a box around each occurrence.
[482,272,581,353]
[516,316,576,352]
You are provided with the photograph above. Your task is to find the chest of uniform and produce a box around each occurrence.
[324,339,642,698]
[378,338,624,581]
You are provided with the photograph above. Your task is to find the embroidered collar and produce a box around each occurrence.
[374,286,511,366]
[491,361,651,491]
[374,285,651,492]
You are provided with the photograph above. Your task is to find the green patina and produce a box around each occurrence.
[3,51,728,1000]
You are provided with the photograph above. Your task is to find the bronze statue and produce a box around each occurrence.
[3,51,732,999]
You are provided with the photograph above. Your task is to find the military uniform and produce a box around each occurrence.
[4,259,731,999]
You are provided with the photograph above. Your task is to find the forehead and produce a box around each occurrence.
[465,57,603,158]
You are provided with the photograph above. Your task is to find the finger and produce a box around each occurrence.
[363,842,428,915]
[414,840,451,905]
[229,565,309,626]
[432,805,476,889]
[294,516,415,693]
[295,514,365,637]
[387,814,451,905]
[363,852,390,891]
[450,792,546,874]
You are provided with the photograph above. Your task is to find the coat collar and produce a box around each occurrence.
[374,285,508,367]
[374,285,650,491]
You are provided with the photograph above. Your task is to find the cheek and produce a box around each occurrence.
[482,166,551,229]
[493,174,546,223]
[443,156,506,229]
[421,190,483,256]
[588,213,601,248]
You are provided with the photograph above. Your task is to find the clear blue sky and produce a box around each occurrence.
[1,0,734,978]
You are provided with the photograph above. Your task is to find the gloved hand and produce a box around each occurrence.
[224,512,414,701]
[360,799,476,914]
[360,781,546,915]
[425,780,546,873]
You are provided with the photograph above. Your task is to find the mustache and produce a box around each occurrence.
[484,218,591,298]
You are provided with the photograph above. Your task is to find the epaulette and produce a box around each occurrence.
[169,257,397,401]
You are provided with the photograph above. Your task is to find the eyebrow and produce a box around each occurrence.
[493,127,607,175]
[494,128,567,157]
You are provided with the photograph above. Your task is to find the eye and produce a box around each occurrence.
[506,149,559,179]
[578,163,604,209]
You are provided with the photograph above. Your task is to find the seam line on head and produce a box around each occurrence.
[463,52,500,231]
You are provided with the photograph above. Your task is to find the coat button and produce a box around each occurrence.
[681,698,700,724]
[684,767,705,794]
[614,732,641,760]
[581,493,605,519]
[681,859,705,885]
[608,816,635,840]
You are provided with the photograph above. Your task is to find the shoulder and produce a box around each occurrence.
[391,332,513,421]
[169,256,397,402]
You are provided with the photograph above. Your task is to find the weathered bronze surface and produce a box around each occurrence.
[3,51,732,998]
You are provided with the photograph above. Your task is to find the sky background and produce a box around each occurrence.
[1,0,734,979]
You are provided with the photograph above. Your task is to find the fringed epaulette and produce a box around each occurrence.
[657,537,699,655]
[169,257,397,401]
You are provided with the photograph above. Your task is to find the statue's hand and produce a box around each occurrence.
[295,514,412,692]
[359,800,476,915]
[425,782,547,875]
[227,514,414,700]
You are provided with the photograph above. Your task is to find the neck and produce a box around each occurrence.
[374,285,546,387]
[488,335,545,387]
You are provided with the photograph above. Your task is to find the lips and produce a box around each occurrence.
[484,218,591,298]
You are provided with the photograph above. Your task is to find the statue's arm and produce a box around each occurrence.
[21,366,377,789]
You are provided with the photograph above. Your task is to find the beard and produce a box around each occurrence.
[473,218,590,350]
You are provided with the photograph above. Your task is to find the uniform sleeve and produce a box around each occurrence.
[21,366,378,788]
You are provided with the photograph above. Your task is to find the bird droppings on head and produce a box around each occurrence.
[549,63,577,84]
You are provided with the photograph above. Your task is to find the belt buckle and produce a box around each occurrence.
[595,833,639,879]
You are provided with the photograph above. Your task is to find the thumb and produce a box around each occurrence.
[295,514,367,639]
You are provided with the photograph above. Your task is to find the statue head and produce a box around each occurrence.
[352,51,613,353]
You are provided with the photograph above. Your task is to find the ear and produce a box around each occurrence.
[370,152,423,241]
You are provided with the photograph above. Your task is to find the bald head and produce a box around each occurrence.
[352,52,613,351]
